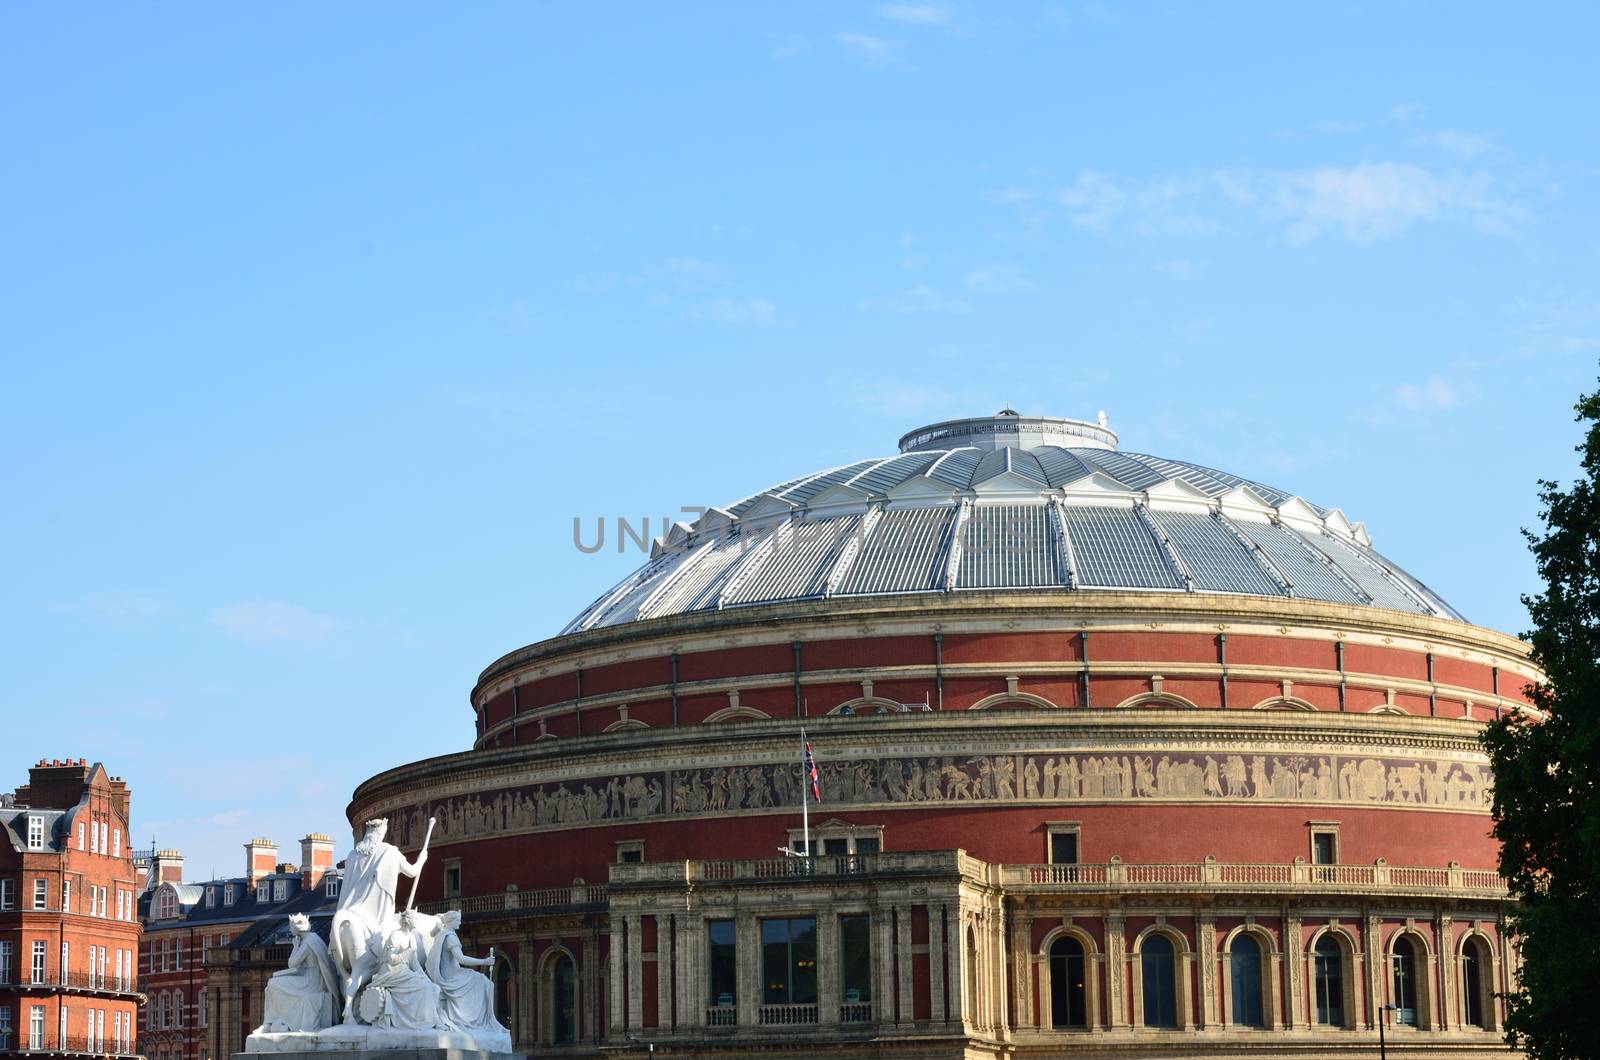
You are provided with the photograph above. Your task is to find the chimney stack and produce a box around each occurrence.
[150,850,185,889]
[245,838,277,884]
[300,833,335,890]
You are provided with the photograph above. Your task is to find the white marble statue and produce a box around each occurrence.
[257,915,338,1033]
[361,928,444,1031]
[427,910,502,1033]
[328,817,428,1025]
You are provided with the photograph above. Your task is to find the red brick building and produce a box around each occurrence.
[351,411,1538,1059]
[138,835,337,1060]
[0,759,142,1057]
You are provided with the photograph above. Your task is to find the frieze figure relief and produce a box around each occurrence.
[378,751,1492,843]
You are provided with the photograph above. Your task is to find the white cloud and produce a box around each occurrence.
[964,265,1037,294]
[1392,376,1464,412]
[998,162,1525,243]
[858,285,973,314]
[1416,129,1499,159]
[700,297,778,326]
[879,3,954,25]
[838,32,903,67]
[209,601,342,645]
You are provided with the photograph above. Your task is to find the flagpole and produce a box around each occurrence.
[800,727,810,859]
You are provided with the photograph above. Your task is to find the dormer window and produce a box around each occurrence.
[205,887,216,908]
[255,882,270,903]
[272,880,288,903]
[154,888,178,920]
[223,884,236,906]
[27,816,44,850]
[324,876,340,898]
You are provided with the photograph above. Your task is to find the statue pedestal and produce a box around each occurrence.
[242,1026,517,1058]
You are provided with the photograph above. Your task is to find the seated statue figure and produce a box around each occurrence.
[259,914,339,1033]
[362,926,444,1031]
[427,910,502,1033]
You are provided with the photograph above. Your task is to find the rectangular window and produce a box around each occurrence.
[59,1005,67,1047]
[112,829,121,858]
[839,915,872,1003]
[32,940,47,984]
[30,1005,45,1049]
[443,864,462,898]
[205,887,216,908]
[32,879,47,910]
[255,883,269,903]
[760,917,818,1005]
[176,941,183,970]
[224,884,235,906]
[27,816,44,850]
[325,877,340,898]
[707,920,737,1008]
[0,940,12,982]
[0,879,12,909]
[854,837,880,855]
[63,881,71,914]
[273,880,288,903]
[822,837,849,856]
[78,822,85,850]
[61,943,68,986]
[90,820,99,854]
[1312,830,1338,865]
[1047,823,1081,865]
[615,841,645,864]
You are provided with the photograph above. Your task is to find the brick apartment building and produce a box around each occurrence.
[0,759,143,1057]
[139,835,340,1060]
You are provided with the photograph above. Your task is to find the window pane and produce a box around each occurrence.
[823,838,849,856]
[760,917,818,1005]
[854,837,880,855]
[840,916,871,1003]
[1312,833,1336,865]
[707,921,736,1007]
[1049,936,1086,1028]
[1392,937,1418,1026]
[1141,935,1176,1028]
[1229,935,1263,1027]
[1314,936,1344,1025]
[1050,832,1079,865]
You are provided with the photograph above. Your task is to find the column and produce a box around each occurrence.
[875,903,897,1024]
[1283,908,1302,1029]
[818,908,840,1027]
[1104,911,1126,1028]
[678,916,700,1028]
[587,923,603,1042]
[736,911,758,1027]
[944,903,965,1027]
[1011,913,1033,1030]
[657,915,674,1030]
[896,904,914,1027]
[1436,913,1454,1032]
[625,914,643,1032]
[608,919,626,1038]
[1196,911,1216,1029]
[1365,913,1383,1031]
[928,904,945,1023]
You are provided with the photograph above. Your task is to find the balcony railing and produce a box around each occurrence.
[704,1006,737,1027]
[16,1036,139,1056]
[757,1003,818,1025]
[0,973,140,996]
[839,1001,873,1024]
[418,884,606,917]
[1005,858,1508,896]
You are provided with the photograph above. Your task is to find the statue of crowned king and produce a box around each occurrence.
[242,817,514,1058]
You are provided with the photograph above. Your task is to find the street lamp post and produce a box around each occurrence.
[1378,1002,1397,1060]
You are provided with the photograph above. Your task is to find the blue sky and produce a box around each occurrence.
[3,2,1597,878]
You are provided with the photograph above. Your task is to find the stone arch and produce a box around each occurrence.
[1115,691,1201,710]
[1368,704,1408,716]
[536,944,581,1045]
[1219,923,1280,1029]
[602,718,649,733]
[1386,926,1436,1030]
[970,691,1060,711]
[703,705,771,724]
[1251,695,1318,712]
[1130,923,1193,1030]
[1037,924,1100,1030]
[829,697,905,716]
[1457,929,1498,1031]
[1305,926,1362,1029]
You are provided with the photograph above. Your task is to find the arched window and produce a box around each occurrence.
[1049,936,1087,1029]
[494,958,514,1033]
[1229,934,1265,1027]
[1392,936,1419,1027]
[1461,936,1490,1029]
[1140,935,1177,1028]
[551,954,577,1044]
[1313,935,1344,1026]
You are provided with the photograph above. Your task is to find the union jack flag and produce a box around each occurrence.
[804,737,822,804]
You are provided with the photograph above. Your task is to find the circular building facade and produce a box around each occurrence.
[351,412,1534,1059]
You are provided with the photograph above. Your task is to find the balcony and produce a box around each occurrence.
[0,972,143,999]
[1000,857,1507,897]
[418,883,607,918]
[14,1036,140,1057]
[704,1006,736,1027]
[757,1003,817,1026]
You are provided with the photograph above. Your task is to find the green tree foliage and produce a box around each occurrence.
[1481,386,1600,1059]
